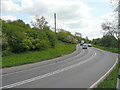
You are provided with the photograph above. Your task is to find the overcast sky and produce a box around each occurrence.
[1,0,114,40]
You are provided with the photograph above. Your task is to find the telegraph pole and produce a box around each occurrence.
[118,0,120,31]
[54,13,56,55]
[118,0,120,53]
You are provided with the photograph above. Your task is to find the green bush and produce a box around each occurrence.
[23,38,35,50]
[1,19,78,56]
[45,30,55,47]
[57,30,75,43]
[2,47,11,56]
[39,39,49,50]
[100,35,118,47]
[92,35,118,48]
[2,34,9,51]
[7,31,26,53]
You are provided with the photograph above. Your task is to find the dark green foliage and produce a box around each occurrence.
[2,41,76,68]
[92,35,118,48]
[92,38,101,45]
[57,29,75,43]
[6,28,26,53]
[2,34,9,51]
[45,30,55,47]
[2,18,76,56]
[92,44,120,54]
[100,35,118,47]
[2,19,51,54]
[74,36,82,43]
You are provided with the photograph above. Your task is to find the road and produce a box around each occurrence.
[2,45,117,88]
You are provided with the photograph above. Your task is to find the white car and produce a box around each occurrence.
[88,44,92,47]
[82,44,87,49]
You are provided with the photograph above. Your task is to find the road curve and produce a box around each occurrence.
[2,45,117,88]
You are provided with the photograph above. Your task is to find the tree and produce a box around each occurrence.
[86,36,89,43]
[101,0,120,39]
[31,15,48,30]
[75,32,82,37]
[100,35,118,48]
[115,0,120,39]
[57,29,75,43]
[101,20,116,36]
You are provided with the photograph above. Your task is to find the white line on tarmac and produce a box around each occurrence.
[2,46,83,76]
[2,51,96,89]
[89,55,118,88]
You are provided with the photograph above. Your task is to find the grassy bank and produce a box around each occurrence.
[92,44,120,54]
[2,41,76,68]
[92,44,120,88]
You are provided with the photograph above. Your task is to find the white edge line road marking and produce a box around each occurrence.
[2,46,83,76]
[89,55,118,88]
[2,51,96,89]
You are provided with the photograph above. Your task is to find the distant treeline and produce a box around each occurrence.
[91,35,119,48]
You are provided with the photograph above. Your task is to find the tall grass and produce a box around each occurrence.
[2,41,76,68]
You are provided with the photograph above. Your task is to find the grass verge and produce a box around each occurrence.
[96,61,120,88]
[92,44,120,88]
[2,41,76,68]
[92,44,120,54]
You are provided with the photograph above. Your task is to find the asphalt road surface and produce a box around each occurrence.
[2,45,117,88]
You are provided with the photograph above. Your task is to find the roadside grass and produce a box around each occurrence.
[92,44,120,88]
[2,41,76,68]
[0,51,2,68]
[92,44,120,54]
[96,61,120,88]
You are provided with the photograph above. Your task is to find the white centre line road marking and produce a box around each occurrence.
[2,52,96,89]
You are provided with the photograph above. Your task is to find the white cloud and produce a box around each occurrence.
[1,0,20,14]
[1,16,17,21]
[1,0,106,39]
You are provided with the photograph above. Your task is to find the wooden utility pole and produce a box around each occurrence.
[54,13,56,55]
[118,0,120,31]
[118,0,120,52]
